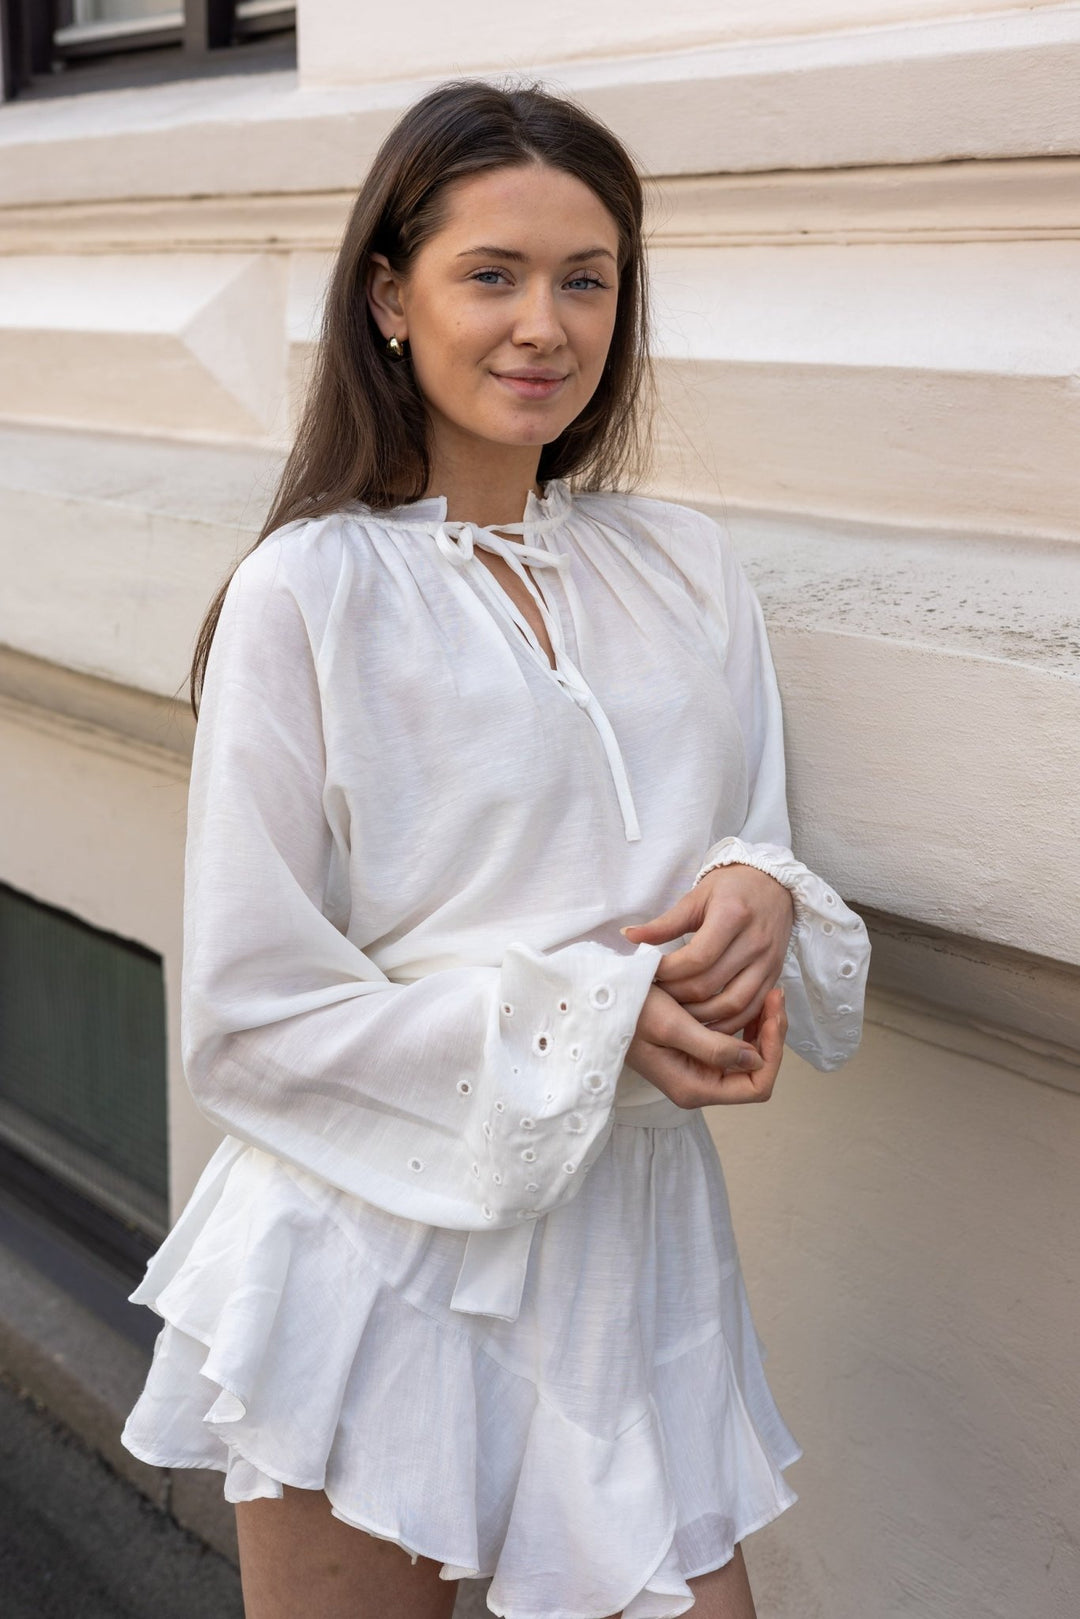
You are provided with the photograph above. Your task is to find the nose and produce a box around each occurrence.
[512,277,568,353]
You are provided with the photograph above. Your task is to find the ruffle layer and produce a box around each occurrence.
[121,1122,799,1619]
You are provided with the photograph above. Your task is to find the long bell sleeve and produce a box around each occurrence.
[693,528,871,1070]
[181,536,662,1238]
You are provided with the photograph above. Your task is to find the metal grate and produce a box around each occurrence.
[0,881,168,1243]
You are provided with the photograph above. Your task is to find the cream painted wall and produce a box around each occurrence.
[710,1014,1080,1616]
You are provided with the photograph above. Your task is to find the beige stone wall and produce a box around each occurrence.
[0,4,1077,1611]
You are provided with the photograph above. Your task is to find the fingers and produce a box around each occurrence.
[645,989,765,1076]
[620,888,704,949]
[722,977,790,1107]
[650,901,749,987]
[689,963,770,1031]
[650,986,788,1108]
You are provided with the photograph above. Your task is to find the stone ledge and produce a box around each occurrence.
[0,422,280,698]
[714,505,1080,677]
[862,912,1080,1093]
[4,157,1079,256]
[2,424,1076,966]
[1,10,1079,205]
[0,644,194,762]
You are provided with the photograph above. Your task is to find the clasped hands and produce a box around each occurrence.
[620,866,793,1108]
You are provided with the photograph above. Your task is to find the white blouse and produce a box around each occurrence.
[181,477,870,1324]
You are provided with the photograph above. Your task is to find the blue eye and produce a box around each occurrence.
[566,274,605,291]
[472,269,507,285]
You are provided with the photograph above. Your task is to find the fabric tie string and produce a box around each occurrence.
[434,519,569,574]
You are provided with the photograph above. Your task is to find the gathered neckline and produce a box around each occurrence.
[348,477,573,533]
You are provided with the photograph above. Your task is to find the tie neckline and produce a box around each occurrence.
[350,480,642,844]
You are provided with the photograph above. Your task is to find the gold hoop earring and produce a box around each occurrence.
[385,335,408,362]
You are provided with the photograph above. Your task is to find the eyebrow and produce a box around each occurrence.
[455,245,617,264]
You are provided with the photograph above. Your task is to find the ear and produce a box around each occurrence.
[367,251,407,343]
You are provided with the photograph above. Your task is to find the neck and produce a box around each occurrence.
[425,433,544,531]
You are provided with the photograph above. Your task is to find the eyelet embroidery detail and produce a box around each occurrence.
[532,1031,552,1055]
[456,1079,472,1095]
[558,999,570,1013]
[408,1158,423,1172]
[544,1092,554,1103]
[822,921,835,935]
[482,1121,493,1139]
[525,1181,539,1192]
[482,1204,494,1220]
[588,983,614,1009]
[583,1072,606,1093]
[521,1147,537,1162]
[471,1163,480,1177]
[494,1099,505,1111]
[520,1116,535,1129]
[837,1003,853,1015]
[565,1112,586,1133]
[824,892,836,905]
[839,961,856,977]
[492,1171,503,1185]
[569,1044,582,1061]
[563,1161,577,1174]
[501,1002,514,1016]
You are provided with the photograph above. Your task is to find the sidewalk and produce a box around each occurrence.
[0,1364,242,1618]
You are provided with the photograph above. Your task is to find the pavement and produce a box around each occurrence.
[0,1366,243,1618]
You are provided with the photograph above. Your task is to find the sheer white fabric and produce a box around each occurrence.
[121,478,870,1616]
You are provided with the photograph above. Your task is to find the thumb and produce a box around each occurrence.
[621,892,697,945]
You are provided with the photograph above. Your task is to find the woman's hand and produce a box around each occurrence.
[622,865,794,1036]
[626,982,788,1109]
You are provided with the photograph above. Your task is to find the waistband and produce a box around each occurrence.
[449,1092,694,1324]
[611,1093,694,1128]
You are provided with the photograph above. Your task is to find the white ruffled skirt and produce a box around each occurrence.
[120,1096,800,1619]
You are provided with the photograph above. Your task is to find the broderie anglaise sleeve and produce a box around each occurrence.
[693,529,870,1070]
[181,542,662,1244]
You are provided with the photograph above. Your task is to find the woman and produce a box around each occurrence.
[121,80,870,1619]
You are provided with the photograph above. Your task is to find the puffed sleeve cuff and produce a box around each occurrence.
[692,835,871,1071]
[447,936,662,1323]
[471,937,662,1225]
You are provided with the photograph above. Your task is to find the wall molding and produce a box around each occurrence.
[3,156,1079,257]
[0,646,194,768]
[1,9,1079,207]
[862,907,1080,1084]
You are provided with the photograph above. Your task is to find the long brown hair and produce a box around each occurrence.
[188,78,654,718]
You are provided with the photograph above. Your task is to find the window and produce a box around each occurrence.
[0,880,169,1252]
[1,0,295,99]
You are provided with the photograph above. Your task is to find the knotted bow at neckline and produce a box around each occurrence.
[430,515,642,843]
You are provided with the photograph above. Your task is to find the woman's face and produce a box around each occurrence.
[368,162,622,470]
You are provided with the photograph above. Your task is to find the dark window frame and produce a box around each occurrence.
[1,0,295,101]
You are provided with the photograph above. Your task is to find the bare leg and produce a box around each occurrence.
[234,1484,459,1619]
[600,1541,757,1619]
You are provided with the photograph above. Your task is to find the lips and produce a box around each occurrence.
[492,371,568,400]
